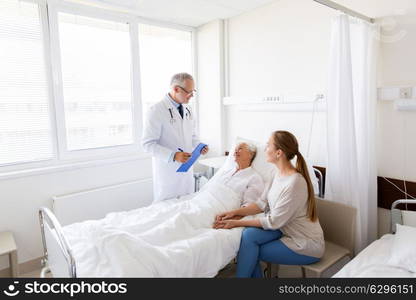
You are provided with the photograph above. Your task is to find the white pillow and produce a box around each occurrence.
[222,137,275,183]
[387,224,416,273]
[204,138,269,188]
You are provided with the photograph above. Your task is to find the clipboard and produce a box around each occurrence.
[176,143,207,173]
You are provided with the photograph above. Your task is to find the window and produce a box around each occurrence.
[58,13,134,151]
[0,0,196,173]
[138,24,193,106]
[0,0,53,166]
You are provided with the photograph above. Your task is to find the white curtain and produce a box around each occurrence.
[326,14,379,253]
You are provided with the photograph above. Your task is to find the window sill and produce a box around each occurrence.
[0,153,152,181]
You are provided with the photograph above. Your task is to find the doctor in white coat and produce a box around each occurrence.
[142,73,208,202]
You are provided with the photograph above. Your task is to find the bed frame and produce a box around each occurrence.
[39,207,76,278]
[313,167,324,198]
[391,199,416,233]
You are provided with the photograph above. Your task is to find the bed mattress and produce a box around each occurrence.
[333,234,415,277]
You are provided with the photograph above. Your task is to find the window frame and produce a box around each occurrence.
[0,0,58,171]
[0,0,198,176]
[47,0,142,161]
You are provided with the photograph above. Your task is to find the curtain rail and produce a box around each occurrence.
[313,0,375,23]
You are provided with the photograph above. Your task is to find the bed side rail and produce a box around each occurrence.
[313,167,324,198]
[391,199,416,233]
[39,207,76,278]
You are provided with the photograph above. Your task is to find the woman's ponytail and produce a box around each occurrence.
[296,152,317,222]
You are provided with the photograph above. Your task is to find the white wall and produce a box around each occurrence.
[196,20,225,156]
[377,17,416,236]
[378,17,416,182]
[223,0,416,181]
[0,157,152,271]
[381,19,416,86]
[225,0,336,167]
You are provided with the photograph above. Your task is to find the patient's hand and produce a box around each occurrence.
[213,215,243,229]
[228,215,243,220]
[213,219,239,230]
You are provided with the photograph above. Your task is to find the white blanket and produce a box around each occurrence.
[63,182,244,277]
[333,234,416,278]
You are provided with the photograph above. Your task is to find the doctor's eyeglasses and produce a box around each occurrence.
[178,86,197,97]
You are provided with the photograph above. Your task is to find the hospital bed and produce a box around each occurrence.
[38,138,321,278]
[39,184,244,278]
[333,199,416,277]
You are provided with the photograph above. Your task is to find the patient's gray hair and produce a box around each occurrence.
[170,73,194,87]
[242,142,257,164]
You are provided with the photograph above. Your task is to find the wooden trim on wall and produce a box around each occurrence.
[377,177,416,211]
[312,166,416,211]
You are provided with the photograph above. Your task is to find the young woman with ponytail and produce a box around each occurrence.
[213,131,324,278]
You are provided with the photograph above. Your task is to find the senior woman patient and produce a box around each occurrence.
[213,131,324,278]
[206,142,264,208]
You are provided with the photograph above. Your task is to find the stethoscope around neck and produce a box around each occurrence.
[168,107,192,124]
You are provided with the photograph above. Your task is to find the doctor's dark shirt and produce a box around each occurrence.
[167,93,182,162]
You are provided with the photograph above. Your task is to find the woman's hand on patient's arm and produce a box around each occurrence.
[213,214,243,229]
[213,204,262,228]
[215,210,237,222]
[215,203,261,222]
[236,203,263,216]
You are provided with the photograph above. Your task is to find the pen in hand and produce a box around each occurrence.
[175,148,190,163]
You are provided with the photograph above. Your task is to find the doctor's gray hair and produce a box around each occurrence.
[170,73,194,87]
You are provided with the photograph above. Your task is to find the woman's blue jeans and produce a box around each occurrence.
[236,227,320,278]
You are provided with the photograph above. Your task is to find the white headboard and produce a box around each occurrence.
[402,210,416,228]
[53,178,153,226]
[391,199,416,233]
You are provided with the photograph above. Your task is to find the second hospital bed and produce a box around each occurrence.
[333,199,416,278]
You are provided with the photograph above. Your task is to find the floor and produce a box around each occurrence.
[216,261,303,278]
[17,262,302,278]
[19,269,48,278]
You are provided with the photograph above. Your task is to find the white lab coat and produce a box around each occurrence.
[142,94,199,202]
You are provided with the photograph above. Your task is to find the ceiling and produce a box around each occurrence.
[332,0,416,18]
[70,0,416,27]
[73,0,279,27]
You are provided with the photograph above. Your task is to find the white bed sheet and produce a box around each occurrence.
[333,234,416,278]
[62,182,245,277]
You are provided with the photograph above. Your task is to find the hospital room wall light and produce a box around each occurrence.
[394,99,416,111]
[222,94,326,112]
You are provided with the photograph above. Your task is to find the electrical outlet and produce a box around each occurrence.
[263,96,281,102]
[400,87,412,99]
[316,94,324,100]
